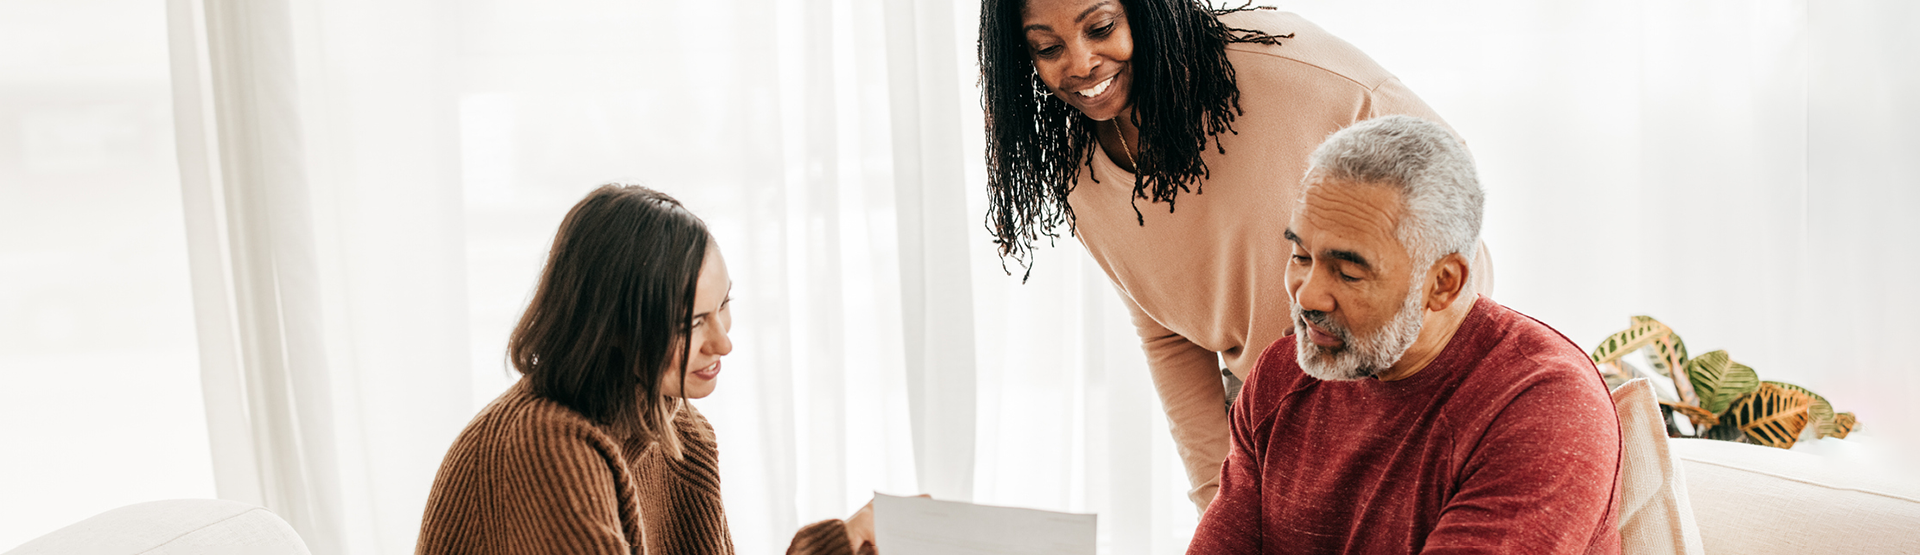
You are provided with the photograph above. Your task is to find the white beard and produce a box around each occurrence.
[1293,275,1428,381]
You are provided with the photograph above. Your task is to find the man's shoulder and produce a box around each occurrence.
[1456,298,1612,411]
[1479,299,1598,375]
[1216,10,1399,92]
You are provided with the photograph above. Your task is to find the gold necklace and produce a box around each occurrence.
[1109,119,1137,172]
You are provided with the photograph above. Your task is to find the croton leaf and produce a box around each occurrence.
[1591,317,1671,365]
[1698,420,1747,442]
[1830,412,1857,439]
[1685,350,1760,415]
[1653,334,1698,405]
[1630,316,1691,373]
[1766,381,1836,439]
[1724,383,1815,449]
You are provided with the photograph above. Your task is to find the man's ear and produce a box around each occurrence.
[1424,252,1472,312]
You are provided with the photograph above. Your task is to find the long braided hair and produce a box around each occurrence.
[979,0,1289,278]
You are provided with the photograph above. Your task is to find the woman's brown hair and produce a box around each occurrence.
[508,184,708,459]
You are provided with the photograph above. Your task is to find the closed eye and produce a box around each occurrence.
[690,297,733,330]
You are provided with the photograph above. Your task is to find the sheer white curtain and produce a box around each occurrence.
[149,1,1920,555]
[164,0,962,553]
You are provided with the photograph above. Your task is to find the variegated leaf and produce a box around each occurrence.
[1685,350,1761,415]
[1628,314,1689,372]
[1725,383,1813,449]
[1655,335,1699,405]
[1830,412,1857,439]
[1766,381,1835,439]
[1591,317,1671,365]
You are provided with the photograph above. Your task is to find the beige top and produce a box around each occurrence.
[1069,10,1479,511]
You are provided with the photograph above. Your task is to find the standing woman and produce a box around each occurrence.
[417,185,874,554]
[978,0,1492,511]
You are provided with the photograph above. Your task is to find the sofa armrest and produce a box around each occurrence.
[1674,438,1920,554]
[3,499,309,555]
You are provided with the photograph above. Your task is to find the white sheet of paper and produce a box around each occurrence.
[872,493,1097,555]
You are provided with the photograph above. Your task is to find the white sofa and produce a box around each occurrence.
[1672,437,1920,554]
[2,499,309,555]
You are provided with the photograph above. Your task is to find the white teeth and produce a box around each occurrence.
[1076,77,1113,98]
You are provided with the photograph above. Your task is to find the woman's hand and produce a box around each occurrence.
[845,500,875,553]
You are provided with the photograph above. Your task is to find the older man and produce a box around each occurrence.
[1188,116,1620,554]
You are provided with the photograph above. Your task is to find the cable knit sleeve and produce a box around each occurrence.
[417,394,636,555]
[785,519,856,555]
[1123,293,1231,512]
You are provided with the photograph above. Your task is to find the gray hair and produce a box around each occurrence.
[1304,115,1484,269]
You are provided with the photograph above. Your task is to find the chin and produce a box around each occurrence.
[682,384,718,400]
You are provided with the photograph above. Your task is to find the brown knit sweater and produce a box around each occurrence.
[417,380,851,555]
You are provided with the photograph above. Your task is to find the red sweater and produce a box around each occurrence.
[1188,298,1620,554]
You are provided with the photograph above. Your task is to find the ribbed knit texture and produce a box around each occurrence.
[417,380,851,555]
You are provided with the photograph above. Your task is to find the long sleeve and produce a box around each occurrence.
[1421,373,1622,554]
[1123,293,1232,512]
[1185,347,1274,555]
[785,519,854,555]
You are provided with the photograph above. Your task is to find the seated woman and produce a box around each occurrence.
[417,185,873,555]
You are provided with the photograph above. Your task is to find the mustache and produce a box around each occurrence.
[1296,308,1350,343]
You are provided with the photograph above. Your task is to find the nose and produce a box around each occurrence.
[1066,40,1100,80]
[704,320,734,357]
[1289,262,1337,316]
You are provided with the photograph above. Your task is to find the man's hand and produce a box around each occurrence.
[845,500,875,553]
[846,494,931,554]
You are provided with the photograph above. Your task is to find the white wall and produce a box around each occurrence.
[1297,0,1920,459]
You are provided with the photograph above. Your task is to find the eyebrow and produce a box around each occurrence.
[691,283,734,320]
[1326,249,1373,272]
[1023,0,1112,33]
[1283,228,1374,272]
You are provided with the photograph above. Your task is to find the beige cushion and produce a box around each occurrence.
[3,499,309,555]
[1612,378,1706,555]
[1674,438,1920,554]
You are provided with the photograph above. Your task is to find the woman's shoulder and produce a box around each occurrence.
[1215,10,1400,92]
[453,380,626,457]
[670,402,721,460]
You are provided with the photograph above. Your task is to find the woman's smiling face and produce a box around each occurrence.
[661,243,732,400]
[1022,0,1134,122]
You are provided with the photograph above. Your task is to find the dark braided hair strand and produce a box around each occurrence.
[979,0,1289,279]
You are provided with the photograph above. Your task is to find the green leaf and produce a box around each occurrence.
[1685,350,1761,415]
[1830,412,1857,438]
[1725,384,1814,449]
[1766,381,1835,439]
[1591,317,1670,365]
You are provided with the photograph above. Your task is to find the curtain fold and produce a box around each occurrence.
[880,0,982,504]
[168,1,347,551]
[169,0,474,552]
[160,1,1920,554]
